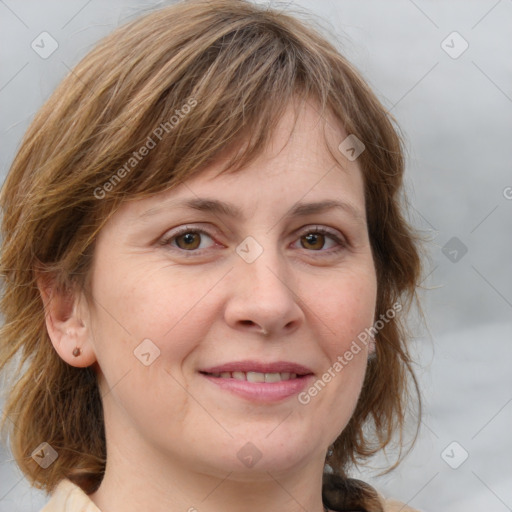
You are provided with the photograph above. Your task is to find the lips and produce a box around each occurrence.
[200,360,315,403]
[199,360,314,377]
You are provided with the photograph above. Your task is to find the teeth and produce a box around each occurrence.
[247,371,265,383]
[207,371,300,382]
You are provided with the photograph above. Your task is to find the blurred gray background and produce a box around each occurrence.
[1,1,511,511]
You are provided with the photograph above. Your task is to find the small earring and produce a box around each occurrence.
[72,347,82,357]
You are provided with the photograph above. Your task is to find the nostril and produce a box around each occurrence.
[284,321,295,330]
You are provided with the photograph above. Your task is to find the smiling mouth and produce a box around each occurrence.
[200,371,305,382]
[199,363,314,402]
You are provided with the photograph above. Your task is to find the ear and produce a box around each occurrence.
[36,271,97,368]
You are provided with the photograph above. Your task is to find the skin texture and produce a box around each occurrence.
[40,100,378,512]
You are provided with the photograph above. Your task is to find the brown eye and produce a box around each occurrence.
[292,227,346,256]
[301,232,326,250]
[162,228,216,253]
[175,232,202,250]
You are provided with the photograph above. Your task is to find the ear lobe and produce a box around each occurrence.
[36,271,97,368]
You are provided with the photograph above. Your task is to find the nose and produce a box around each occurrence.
[223,243,305,337]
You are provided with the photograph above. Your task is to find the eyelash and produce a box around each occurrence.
[160,225,347,257]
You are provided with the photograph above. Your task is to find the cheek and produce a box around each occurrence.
[312,268,377,355]
[87,263,208,435]
[308,273,374,381]
[300,270,376,429]
[87,259,221,378]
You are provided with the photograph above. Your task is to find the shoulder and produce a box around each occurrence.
[380,497,421,512]
[40,479,101,512]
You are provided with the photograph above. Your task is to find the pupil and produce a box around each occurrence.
[304,233,323,250]
[178,232,199,250]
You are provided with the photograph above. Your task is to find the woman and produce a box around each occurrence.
[0,1,422,511]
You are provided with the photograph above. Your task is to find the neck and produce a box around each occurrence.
[89,428,328,512]
[91,457,328,512]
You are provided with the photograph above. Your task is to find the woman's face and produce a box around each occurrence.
[81,100,377,479]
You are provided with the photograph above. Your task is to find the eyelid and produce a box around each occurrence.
[295,224,346,242]
[163,224,214,237]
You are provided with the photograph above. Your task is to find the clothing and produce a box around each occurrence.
[41,480,99,512]
[41,478,420,512]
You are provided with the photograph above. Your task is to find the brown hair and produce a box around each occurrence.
[0,0,421,505]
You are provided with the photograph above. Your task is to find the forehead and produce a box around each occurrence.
[113,99,365,225]
[211,98,352,177]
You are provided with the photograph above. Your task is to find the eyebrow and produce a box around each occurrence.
[139,197,365,223]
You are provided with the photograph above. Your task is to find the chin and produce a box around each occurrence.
[196,439,316,481]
